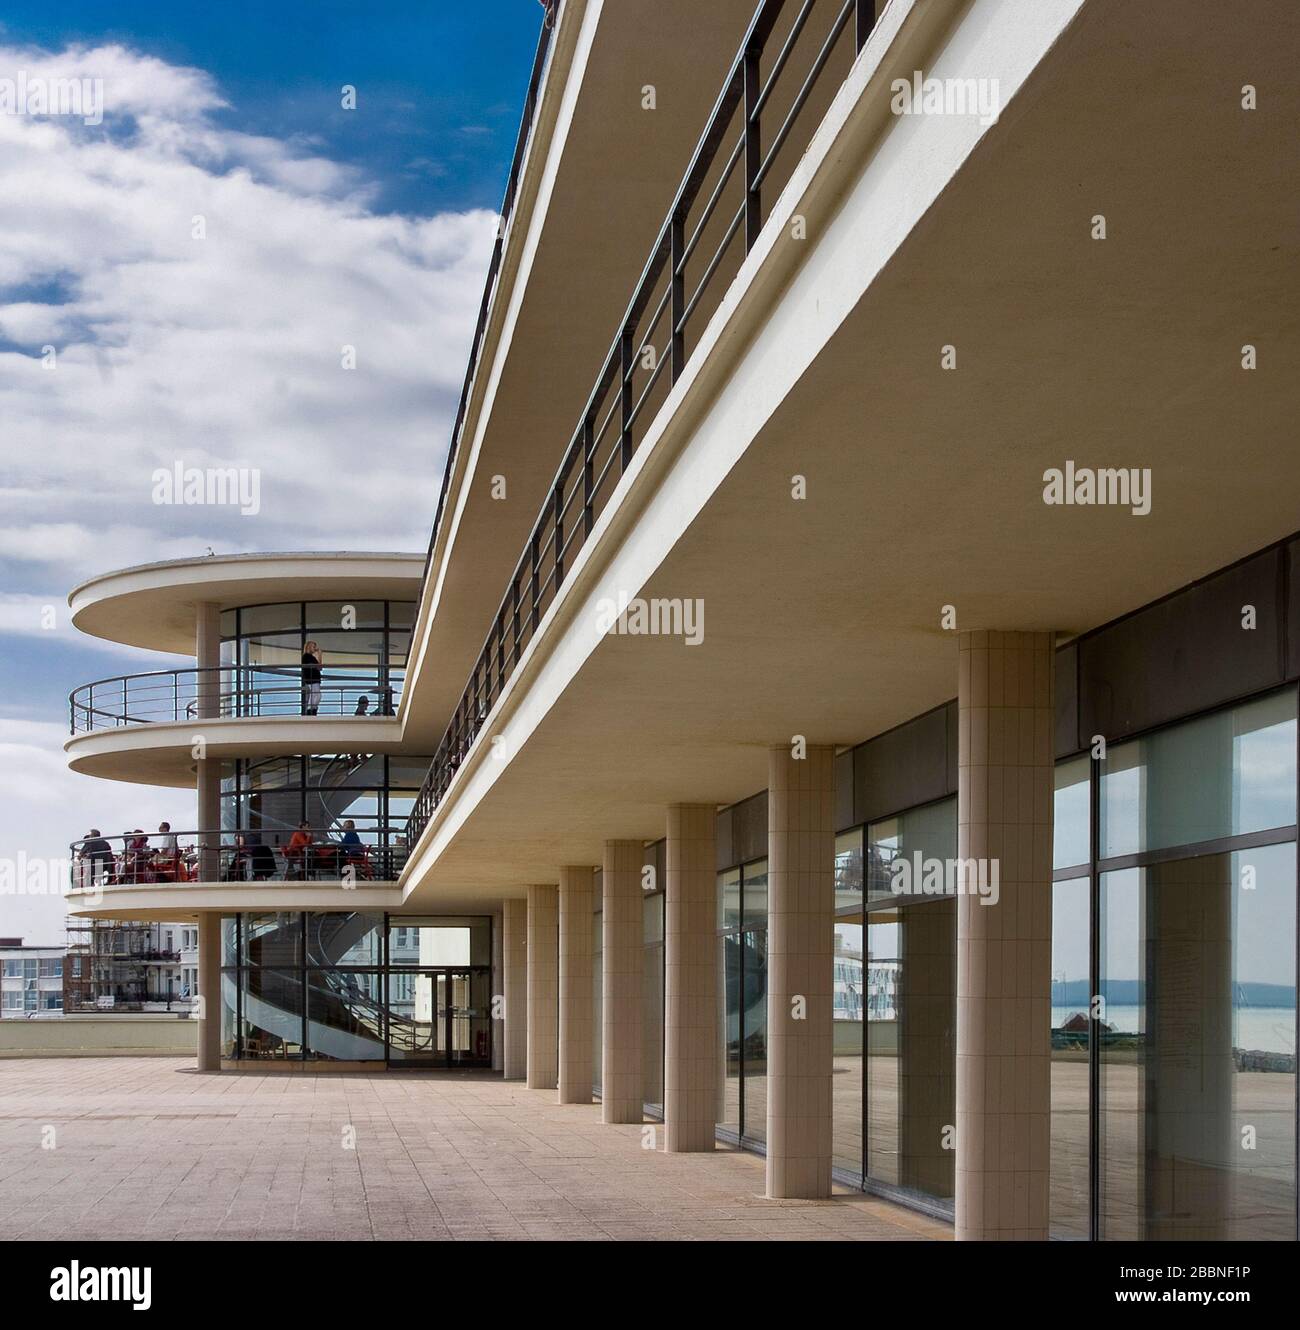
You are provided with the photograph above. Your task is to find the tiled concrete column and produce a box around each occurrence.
[502,899,528,1080]
[956,630,1054,1240]
[195,602,223,881]
[196,760,221,882]
[194,602,221,718]
[196,913,221,1071]
[766,744,835,1199]
[491,910,504,1072]
[664,804,716,1152]
[602,840,644,1123]
[558,866,595,1104]
[526,884,559,1090]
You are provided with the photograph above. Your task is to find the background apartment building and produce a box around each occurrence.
[0,940,64,1017]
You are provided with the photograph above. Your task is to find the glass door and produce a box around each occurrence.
[386,969,491,1067]
[386,970,438,1063]
[444,969,492,1067]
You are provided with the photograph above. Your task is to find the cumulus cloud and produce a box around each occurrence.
[0,41,496,605]
[0,718,194,942]
[0,42,497,939]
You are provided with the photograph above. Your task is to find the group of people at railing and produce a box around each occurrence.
[76,823,187,886]
[74,821,406,887]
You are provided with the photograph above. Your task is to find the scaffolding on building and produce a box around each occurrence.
[63,919,186,1012]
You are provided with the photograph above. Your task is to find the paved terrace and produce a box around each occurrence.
[0,1059,948,1241]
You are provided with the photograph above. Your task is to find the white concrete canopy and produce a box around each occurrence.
[405,0,765,739]
[397,0,1299,905]
[68,552,424,655]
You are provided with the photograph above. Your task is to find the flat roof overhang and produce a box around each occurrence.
[397,0,1300,903]
[68,552,425,655]
[405,0,763,740]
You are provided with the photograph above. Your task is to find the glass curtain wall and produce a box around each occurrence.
[220,913,492,1065]
[643,867,665,1116]
[1051,756,1092,1238]
[1096,690,1297,1240]
[717,859,769,1145]
[833,829,864,1176]
[219,601,414,716]
[863,800,956,1203]
[218,755,428,874]
[593,888,603,1099]
[1049,686,1298,1240]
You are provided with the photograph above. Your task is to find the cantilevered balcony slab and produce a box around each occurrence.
[405,0,760,741]
[65,716,405,786]
[397,0,1299,904]
[68,552,423,655]
[66,883,404,924]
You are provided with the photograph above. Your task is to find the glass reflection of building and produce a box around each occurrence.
[702,678,1296,1237]
[220,913,493,1068]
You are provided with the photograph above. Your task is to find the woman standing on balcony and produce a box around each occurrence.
[301,640,322,715]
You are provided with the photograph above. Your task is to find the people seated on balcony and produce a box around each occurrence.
[123,829,150,883]
[338,819,367,878]
[226,833,277,882]
[354,695,371,716]
[153,821,180,881]
[284,822,314,879]
[78,829,115,886]
[301,641,322,715]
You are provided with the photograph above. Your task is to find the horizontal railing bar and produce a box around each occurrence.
[634,281,673,366]
[677,201,746,331]
[420,17,556,605]
[679,132,745,273]
[591,441,623,507]
[750,0,818,123]
[753,0,854,193]
[625,340,675,432]
[591,389,622,455]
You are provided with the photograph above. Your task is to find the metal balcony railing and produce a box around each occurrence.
[68,665,402,734]
[69,827,409,889]
[419,12,557,609]
[408,0,879,848]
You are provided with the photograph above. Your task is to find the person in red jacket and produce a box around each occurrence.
[284,823,314,879]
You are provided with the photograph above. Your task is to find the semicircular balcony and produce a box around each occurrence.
[65,825,408,920]
[65,665,409,785]
[70,663,402,733]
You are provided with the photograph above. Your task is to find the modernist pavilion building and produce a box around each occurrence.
[65,0,1297,1242]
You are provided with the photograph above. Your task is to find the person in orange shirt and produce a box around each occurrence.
[285,822,314,879]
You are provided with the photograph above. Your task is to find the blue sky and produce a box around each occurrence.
[0,5,545,940]
[0,0,544,215]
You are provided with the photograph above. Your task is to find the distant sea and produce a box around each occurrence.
[1053,1005,1295,1055]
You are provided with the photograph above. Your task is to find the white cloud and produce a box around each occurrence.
[0,41,495,620]
[0,592,176,659]
[0,42,495,939]
[0,717,193,942]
